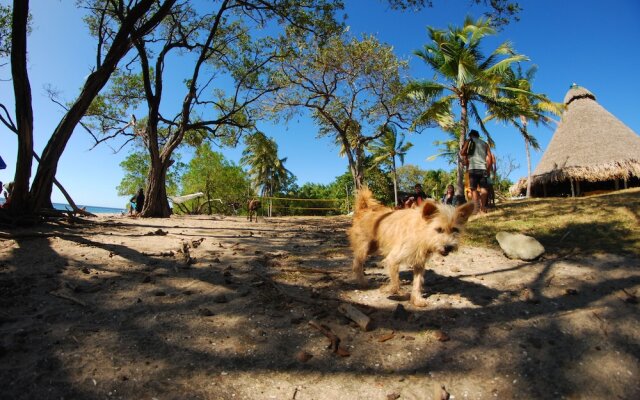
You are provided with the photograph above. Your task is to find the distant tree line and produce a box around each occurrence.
[2,0,560,224]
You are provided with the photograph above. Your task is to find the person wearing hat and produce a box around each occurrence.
[460,129,493,213]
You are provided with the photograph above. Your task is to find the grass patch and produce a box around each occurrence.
[465,187,640,256]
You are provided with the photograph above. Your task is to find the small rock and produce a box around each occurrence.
[496,232,545,260]
[198,308,214,316]
[387,393,400,400]
[295,351,313,363]
[434,330,450,342]
[377,331,395,342]
[213,294,228,303]
[81,267,90,274]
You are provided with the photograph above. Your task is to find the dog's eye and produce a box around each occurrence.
[452,227,460,233]
[435,227,444,233]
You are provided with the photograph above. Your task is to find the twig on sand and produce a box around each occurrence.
[308,319,350,356]
[49,290,87,307]
[254,271,318,305]
[592,312,608,337]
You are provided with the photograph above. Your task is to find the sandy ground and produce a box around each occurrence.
[0,213,639,400]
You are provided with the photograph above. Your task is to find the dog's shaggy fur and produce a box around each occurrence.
[349,187,475,307]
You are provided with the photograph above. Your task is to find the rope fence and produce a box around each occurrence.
[260,196,351,216]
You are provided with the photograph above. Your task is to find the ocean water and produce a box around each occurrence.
[0,198,124,214]
[53,203,125,214]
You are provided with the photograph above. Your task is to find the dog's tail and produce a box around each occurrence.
[354,186,384,215]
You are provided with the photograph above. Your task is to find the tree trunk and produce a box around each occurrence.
[455,99,469,197]
[392,156,398,206]
[141,155,172,218]
[525,138,532,198]
[9,0,34,215]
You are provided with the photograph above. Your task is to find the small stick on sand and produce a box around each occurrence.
[338,303,371,331]
[50,290,87,307]
[308,319,349,356]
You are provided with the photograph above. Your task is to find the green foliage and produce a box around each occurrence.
[0,4,33,57]
[0,5,11,57]
[116,149,184,198]
[275,32,414,188]
[180,143,249,215]
[406,16,528,194]
[396,164,455,199]
[241,131,293,197]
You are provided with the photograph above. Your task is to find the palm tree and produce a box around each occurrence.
[368,125,413,206]
[405,16,527,196]
[241,131,292,199]
[486,65,563,197]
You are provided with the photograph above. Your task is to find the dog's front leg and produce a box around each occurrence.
[410,264,428,307]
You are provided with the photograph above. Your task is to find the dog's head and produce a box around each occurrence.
[421,200,475,256]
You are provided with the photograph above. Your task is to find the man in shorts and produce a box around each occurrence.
[461,129,493,213]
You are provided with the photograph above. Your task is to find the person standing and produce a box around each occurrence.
[130,188,145,215]
[460,129,493,213]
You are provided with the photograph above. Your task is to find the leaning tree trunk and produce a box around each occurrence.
[28,0,175,213]
[9,0,34,215]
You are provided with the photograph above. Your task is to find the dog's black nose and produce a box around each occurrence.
[442,245,455,255]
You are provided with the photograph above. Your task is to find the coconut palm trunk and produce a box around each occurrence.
[456,99,469,197]
[521,117,533,197]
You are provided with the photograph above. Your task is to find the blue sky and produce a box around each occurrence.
[1,0,639,208]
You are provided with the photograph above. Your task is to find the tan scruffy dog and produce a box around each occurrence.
[349,187,475,307]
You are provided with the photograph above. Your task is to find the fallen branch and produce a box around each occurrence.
[50,290,87,307]
[308,319,349,356]
[338,303,372,331]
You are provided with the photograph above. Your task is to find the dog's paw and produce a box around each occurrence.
[410,295,429,307]
[382,284,400,295]
[355,277,369,288]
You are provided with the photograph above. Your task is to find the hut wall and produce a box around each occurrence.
[532,177,640,197]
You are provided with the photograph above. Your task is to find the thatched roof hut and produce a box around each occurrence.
[531,84,640,196]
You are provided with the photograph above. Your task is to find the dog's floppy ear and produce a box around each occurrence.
[422,200,439,220]
[455,201,475,223]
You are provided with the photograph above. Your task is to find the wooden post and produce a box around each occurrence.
[614,179,620,190]
[575,180,581,196]
[570,180,575,197]
[624,178,628,189]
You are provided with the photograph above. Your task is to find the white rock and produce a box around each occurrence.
[496,232,545,260]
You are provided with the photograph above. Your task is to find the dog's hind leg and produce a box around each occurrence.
[351,244,369,287]
[410,264,428,307]
[382,255,401,295]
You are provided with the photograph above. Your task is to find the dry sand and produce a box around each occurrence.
[1,214,639,399]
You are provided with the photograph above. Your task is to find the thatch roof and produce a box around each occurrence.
[532,85,640,185]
